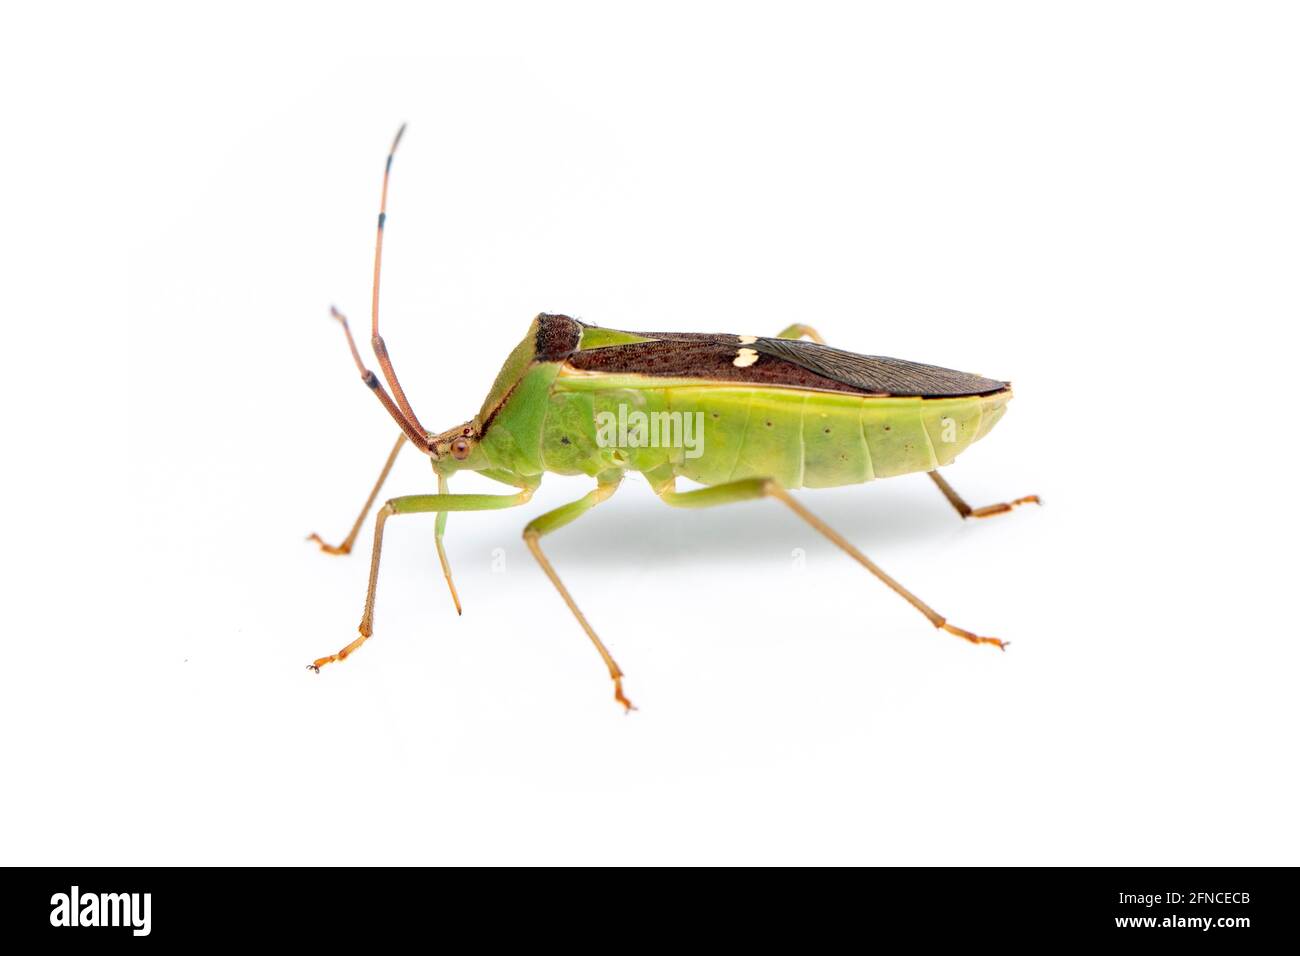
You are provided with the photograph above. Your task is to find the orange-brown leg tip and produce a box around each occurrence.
[970,494,1042,519]
[307,633,367,673]
[941,622,1009,651]
[613,676,637,713]
[306,532,352,555]
[445,579,463,616]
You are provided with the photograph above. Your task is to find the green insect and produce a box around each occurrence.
[308,126,1040,710]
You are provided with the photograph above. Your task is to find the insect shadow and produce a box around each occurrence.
[538,477,963,570]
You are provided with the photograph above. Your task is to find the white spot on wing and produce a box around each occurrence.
[733,347,759,368]
[738,335,757,344]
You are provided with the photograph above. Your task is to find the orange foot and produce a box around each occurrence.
[306,532,351,555]
[613,676,637,713]
[970,494,1042,519]
[940,621,1008,651]
[307,632,368,672]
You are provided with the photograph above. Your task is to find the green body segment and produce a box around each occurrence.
[474,354,1010,488]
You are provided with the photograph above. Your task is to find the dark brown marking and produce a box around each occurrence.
[567,339,861,393]
[626,330,740,343]
[480,382,517,432]
[566,326,1009,398]
[535,314,584,362]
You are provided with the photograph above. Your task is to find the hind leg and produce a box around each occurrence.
[928,470,1041,520]
[653,477,1005,650]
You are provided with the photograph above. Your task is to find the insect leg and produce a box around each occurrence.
[433,472,461,616]
[927,470,1041,520]
[434,469,541,615]
[774,323,826,344]
[521,478,633,711]
[653,477,1006,650]
[309,488,535,671]
[308,432,407,555]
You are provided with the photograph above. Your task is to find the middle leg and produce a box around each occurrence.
[522,477,633,710]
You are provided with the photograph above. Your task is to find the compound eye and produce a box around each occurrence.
[451,437,472,460]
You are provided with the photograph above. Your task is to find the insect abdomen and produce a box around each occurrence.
[543,381,1010,487]
[664,387,1010,487]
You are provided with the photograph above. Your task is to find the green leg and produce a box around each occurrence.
[774,323,826,344]
[653,477,1006,650]
[310,487,536,671]
[521,478,635,710]
[429,466,544,616]
[479,467,537,489]
[927,470,1042,520]
[433,473,462,616]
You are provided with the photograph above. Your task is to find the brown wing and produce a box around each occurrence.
[563,321,1008,398]
[750,337,1008,397]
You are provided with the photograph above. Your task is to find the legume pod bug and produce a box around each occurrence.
[308,126,1040,710]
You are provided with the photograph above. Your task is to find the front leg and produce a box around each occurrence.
[309,487,535,671]
[308,432,407,555]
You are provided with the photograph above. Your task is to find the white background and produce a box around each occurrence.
[3,2,1297,865]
